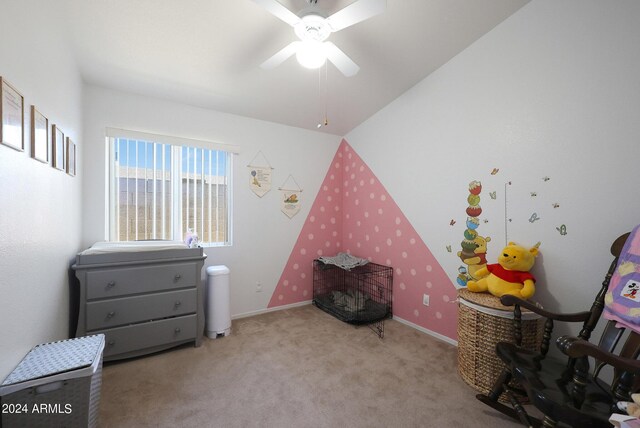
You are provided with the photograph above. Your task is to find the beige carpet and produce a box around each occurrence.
[99,305,519,427]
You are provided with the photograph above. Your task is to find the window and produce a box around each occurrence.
[107,131,233,246]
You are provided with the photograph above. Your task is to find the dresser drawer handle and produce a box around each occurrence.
[174,274,182,281]
[107,311,116,319]
[175,327,181,334]
[107,281,116,288]
[174,301,182,308]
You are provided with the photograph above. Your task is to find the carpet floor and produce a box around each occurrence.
[99,305,519,427]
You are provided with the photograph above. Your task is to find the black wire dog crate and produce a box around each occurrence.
[313,259,393,338]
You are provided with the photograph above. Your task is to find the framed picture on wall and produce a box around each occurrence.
[66,137,76,176]
[30,106,49,163]
[52,124,65,171]
[0,76,25,151]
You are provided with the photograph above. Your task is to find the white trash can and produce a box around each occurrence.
[205,265,231,339]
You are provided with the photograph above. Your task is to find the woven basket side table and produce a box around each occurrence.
[457,289,542,400]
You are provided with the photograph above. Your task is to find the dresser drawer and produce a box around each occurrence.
[98,315,197,358]
[85,289,197,331]
[86,262,196,299]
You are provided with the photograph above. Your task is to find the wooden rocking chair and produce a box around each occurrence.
[477,232,640,427]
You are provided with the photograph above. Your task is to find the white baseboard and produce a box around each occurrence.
[232,300,313,320]
[392,315,458,346]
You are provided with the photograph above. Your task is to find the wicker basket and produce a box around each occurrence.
[457,289,542,400]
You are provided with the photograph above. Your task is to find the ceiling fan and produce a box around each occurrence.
[251,0,386,77]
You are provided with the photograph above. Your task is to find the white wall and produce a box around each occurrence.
[346,0,640,327]
[0,2,83,378]
[82,85,341,318]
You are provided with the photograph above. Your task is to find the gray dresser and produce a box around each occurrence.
[72,246,206,361]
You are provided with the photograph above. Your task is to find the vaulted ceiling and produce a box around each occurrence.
[57,0,530,135]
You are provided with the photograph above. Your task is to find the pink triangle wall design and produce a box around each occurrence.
[268,140,458,340]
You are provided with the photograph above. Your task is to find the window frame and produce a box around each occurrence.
[106,129,235,247]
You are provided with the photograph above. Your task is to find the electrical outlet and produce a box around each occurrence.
[423,294,430,306]
[256,281,262,292]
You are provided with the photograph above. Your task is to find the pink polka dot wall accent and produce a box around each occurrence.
[268,140,457,341]
[267,141,345,308]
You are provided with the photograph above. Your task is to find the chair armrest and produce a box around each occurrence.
[500,295,591,322]
[557,336,640,374]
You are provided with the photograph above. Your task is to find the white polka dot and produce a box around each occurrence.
[292,285,298,291]
[309,216,315,222]
[334,187,340,194]
[396,268,402,276]
[308,234,314,240]
[301,273,306,279]
[399,282,406,290]
[348,153,352,159]
[367,256,372,262]
[345,191,350,197]
[378,208,383,215]
[351,162,355,168]
[303,290,308,297]
[346,213,350,219]
[334,206,340,211]
[369,193,375,199]
[395,217,401,225]
[386,259,392,265]
[284,280,289,286]
[278,295,284,301]
[426,265,433,272]
[380,194,386,201]
[436,312,442,319]
[320,224,326,230]
[344,180,349,187]
[370,178,375,185]
[317,249,323,256]
[349,233,353,239]
[355,199,360,206]
[426,281,433,288]
[320,206,325,212]
[332,231,338,237]
[351,173,355,180]
[356,221,361,227]
[396,229,402,237]
[323,185,328,191]
[335,162,340,168]
[345,165,350,172]
[410,238,416,245]
[345,146,350,152]
[414,309,419,317]
[375,246,380,252]
[357,242,361,248]
[443,295,450,302]
[338,152,343,158]
[364,211,369,218]
[300,249,306,255]
[330,174,335,180]
[410,268,416,276]
[359,180,365,187]
[386,238,392,246]
[365,234,370,241]
[327,195,332,202]
[293,263,299,270]
[353,186,357,192]
[374,226,380,233]
[359,165,364,172]
[330,217,336,224]
[336,242,341,247]
[402,251,408,259]
[325,241,331,248]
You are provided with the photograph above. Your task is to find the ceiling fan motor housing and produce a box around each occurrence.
[294,14,331,42]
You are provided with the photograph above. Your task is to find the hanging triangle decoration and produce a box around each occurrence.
[279,174,303,219]
[247,150,273,198]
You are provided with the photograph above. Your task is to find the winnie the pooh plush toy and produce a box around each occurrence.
[466,242,540,300]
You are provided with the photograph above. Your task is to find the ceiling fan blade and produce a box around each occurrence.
[325,0,386,32]
[260,41,301,69]
[250,0,301,27]
[323,42,360,77]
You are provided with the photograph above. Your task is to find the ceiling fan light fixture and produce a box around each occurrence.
[296,40,326,69]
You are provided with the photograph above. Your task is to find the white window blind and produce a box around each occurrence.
[108,132,233,246]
